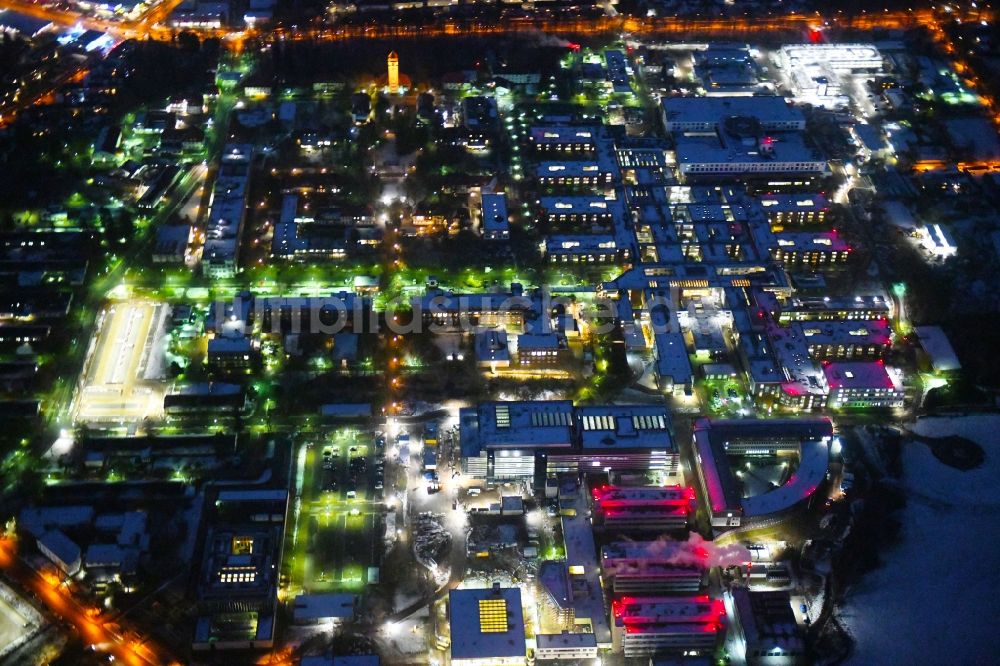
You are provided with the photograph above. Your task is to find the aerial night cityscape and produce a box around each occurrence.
[0,0,998,664]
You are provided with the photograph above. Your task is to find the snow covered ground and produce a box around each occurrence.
[842,415,1000,665]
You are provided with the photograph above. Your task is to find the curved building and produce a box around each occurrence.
[693,418,832,530]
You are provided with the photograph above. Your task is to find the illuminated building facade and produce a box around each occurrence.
[387,51,399,94]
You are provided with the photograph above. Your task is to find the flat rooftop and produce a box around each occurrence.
[742,437,828,518]
[460,401,575,455]
[0,580,42,657]
[602,540,688,562]
[662,95,804,129]
[674,131,822,169]
[693,418,832,520]
[729,588,804,653]
[767,229,852,253]
[613,595,724,627]
[823,360,899,390]
[538,195,620,216]
[516,333,562,350]
[915,325,961,372]
[536,632,598,650]
[654,330,694,385]
[537,561,572,609]
[416,287,531,314]
[449,585,525,660]
[481,192,510,233]
[792,318,891,347]
[758,192,829,213]
[292,593,356,622]
[561,482,611,647]
[475,329,510,363]
[592,485,688,505]
[545,234,618,254]
[765,323,829,397]
[578,405,674,451]
[780,43,882,71]
[529,126,600,145]
[537,161,613,179]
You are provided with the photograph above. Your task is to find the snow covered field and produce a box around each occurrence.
[842,415,1000,665]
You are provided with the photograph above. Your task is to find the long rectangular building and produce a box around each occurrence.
[529,126,600,153]
[591,485,691,532]
[449,584,526,666]
[601,540,706,594]
[535,632,598,661]
[459,402,678,482]
[661,96,806,133]
[203,144,253,279]
[601,540,705,594]
[673,131,826,181]
[611,595,725,658]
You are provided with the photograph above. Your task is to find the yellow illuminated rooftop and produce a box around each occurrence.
[478,598,508,633]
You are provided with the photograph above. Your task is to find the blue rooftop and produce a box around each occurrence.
[449,585,525,660]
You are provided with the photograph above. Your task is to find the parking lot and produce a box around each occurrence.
[290,428,387,593]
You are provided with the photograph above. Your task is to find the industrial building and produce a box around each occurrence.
[529,126,600,153]
[203,144,253,279]
[535,632,599,661]
[661,96,806,133]
[459,402,678,482]
[448,584,526,666]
